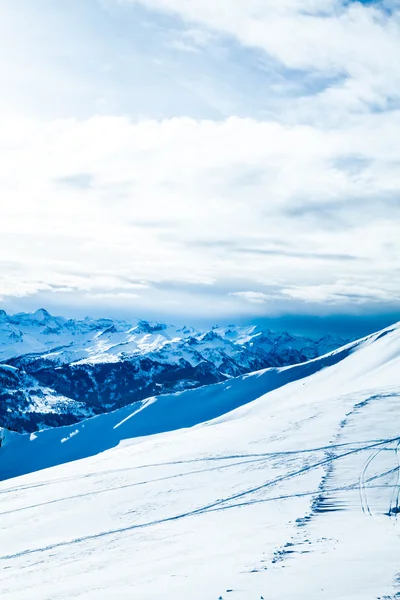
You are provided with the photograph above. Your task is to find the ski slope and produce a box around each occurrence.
[0,324,400,599]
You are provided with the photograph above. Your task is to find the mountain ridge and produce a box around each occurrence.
[0,309,352,433]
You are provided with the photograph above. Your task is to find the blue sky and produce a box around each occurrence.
[0,0,399,331]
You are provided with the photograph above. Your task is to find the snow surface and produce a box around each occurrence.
[0,323,399,599]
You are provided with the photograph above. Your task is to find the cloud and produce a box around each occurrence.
[185,239,363,261]
[0,113,399,314]
[119,0,400,121]
[282,282,400,305]
[54,173,94,189]
[230,291,271,305]
[1,1,400,317]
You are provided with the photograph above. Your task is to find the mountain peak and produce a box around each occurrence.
[33,308,51,320]
[200,330,223,342]
[134,320,167,334]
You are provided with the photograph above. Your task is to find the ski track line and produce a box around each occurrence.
[395,447,400,515]
[359,439,400,517]
[0,438,390,495]
[204,483,400,514]
[389,441,400,516]
[0,454,291,517]
[1,436,399,563]
[365,465,400,485]
[197,437,400,518]
[359,447,384,516]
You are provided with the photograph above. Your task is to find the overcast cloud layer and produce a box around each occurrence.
[0,0,399,320]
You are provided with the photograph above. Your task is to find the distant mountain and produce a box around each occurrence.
[0,363,93,433]
[0,309,351,432]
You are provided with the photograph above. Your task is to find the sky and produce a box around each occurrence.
[0,0,399,332]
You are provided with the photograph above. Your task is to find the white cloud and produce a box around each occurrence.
[1,1,400,316]
[120,0,400,120]
[282,283,400,305]
[0,113,399,313]
[230,292,271,305]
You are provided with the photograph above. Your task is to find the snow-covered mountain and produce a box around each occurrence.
[0,364,92,432]
[0,309,350,432]
[0,322,399,599]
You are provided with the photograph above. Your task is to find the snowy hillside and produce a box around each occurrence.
[0,322,399,599]
[0,309,350,432]
[0,363,92,433]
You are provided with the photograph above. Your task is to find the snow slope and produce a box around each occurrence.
[0,323,399,599]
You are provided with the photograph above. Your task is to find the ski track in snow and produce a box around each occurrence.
[1,435,399,563]
[389,441,400,517]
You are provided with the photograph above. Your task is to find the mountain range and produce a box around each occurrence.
[0,308,351,432]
